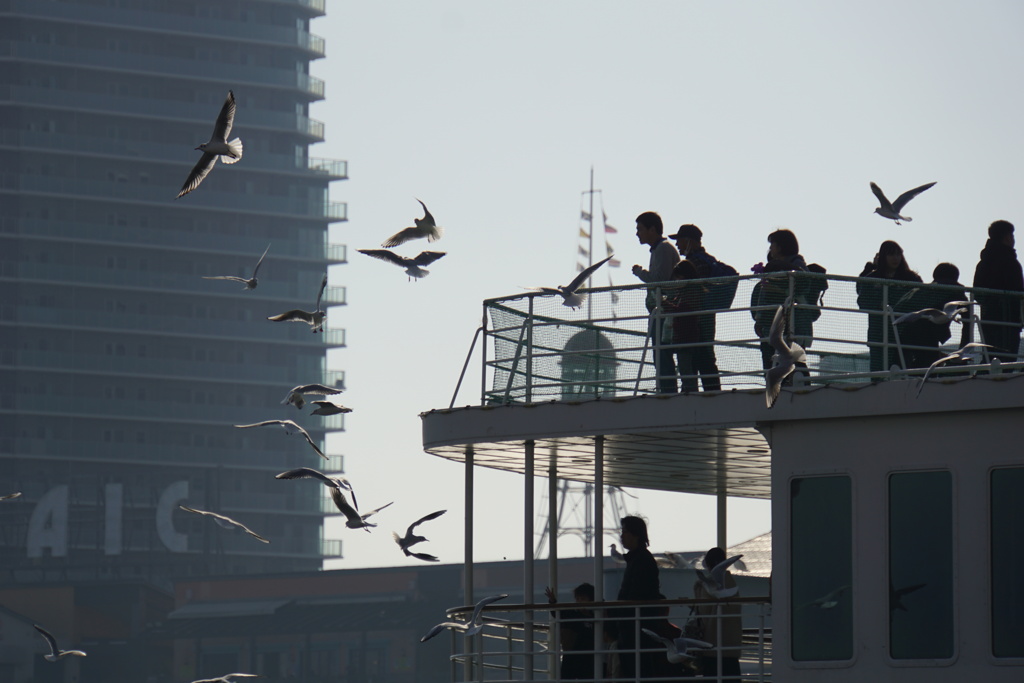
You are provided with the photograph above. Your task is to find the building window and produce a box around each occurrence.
[790,475,852,661]
[991,467,1024,657]
[889,470,953,660]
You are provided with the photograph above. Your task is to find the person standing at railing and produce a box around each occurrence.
[632,212,681,393]
[693,547,743,683]
[544,582,597,680]
[750,229,818,371]
[972,220,1024,362]
[609,515,679,680]
[856,240,923,373]
[672,224,738,392]
[900,262,969,368]
[662,260,702,393]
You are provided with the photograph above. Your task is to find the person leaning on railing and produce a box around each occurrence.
[856,240,923,373]
[972,219,1024,362]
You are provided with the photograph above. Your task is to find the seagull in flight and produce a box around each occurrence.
[381,198,444,247]
[893,300,972,325]
[330,488,392,531]
[179,505,269,543]
[268,273,328,332]
[797,584,851,610]
[695,554,744,598]
[34,624,87,661]
[765,304,806,408]
[1,492,21,501]
[870,181,936,225]
[234,420,326,460]
[640,628,712,663]
[527,255,614,309]
[177,90,243,198]
[190,675,259,683]
[309,401,352,416]
[275,466,357,510]
[281,382,344,409]
[202,244,270,290]
[890,581,927,612]
[393,509,446,562]
[916,342,993,397]
[357,249,446,280]
[420,594,509,642]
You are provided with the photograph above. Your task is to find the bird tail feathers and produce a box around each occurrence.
[221,138,243,164]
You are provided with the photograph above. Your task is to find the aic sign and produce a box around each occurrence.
[27,480,190,557]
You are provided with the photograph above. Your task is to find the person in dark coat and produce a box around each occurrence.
[856,240,923,373]
[751,229,815,371]
[973,220,1024,362]
[611,515,677,679]
[899,263,969,368]
[544,582,596,680]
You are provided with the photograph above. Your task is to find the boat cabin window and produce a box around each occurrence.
[888,470,953,660]
[790,475,853,661]
[991,467,1024,658]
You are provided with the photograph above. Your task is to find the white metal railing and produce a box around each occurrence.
[474,273,1024,405]
[439,597,772,682]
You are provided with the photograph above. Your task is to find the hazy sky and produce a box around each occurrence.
[308,1,1024,570]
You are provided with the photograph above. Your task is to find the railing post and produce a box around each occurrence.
[526,296,534,403]
[881,284,890,373]
[524,440,535,680]
[464,446,475,682]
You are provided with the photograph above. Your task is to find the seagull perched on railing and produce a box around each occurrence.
[641,628,712,663]
[381,199,443,247]
[234,420,326,460]
[34,624,87,661]
[267,273,327,332]
[275,466,357,510]
[177,90,243,198]
[357,249,447,280]
[695,554,743,598]
[178,506,269,543]
[420,594,509,642]
[915,342,993,397]
[526,255,614,309]
[765,305,806,408]
[609,543,625,564]
[202,244,270,290]
[893,300,972,325]
[870,181,936,225]
[394,509,446,562]
[281,383,344,409]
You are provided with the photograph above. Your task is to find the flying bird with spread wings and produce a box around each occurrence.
[357,249,447,280]
[765,304,807,408]
[179,505,269,543]
[527,255,614,309]
[870,181,936,225]
[381,199,443,247]
[267,273,328,332]
[234,420,326,460]
[202,244,270,290]
[393,509,447,562]
[34,624,87,661]
[177,90,243,198]
[281,383,344,409]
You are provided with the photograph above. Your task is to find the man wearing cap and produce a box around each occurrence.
[632,211,680,393]
[672,224,736,392]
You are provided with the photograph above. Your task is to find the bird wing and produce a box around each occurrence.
[251,243,271,278]
[565,255,614,293]
[767,305,789,354]
[361,500,394,520]
[315,273,327,311]
[893,309,929,325]
[892,181,936,213]
[202,276,248,283]
[407,550,441,562]
[33,624,59,656]
[415,198,436,229]
[421,622,463,642]
[275,467,336,487]
[1,492,23,500]
[411,251,447,267]
[710,554,743,586]
[177,152,218,198]
[296,427,327,461]
[213,90,237,140]
[380,227,422,248]
[310,401,352,415]
[869,182,892,211]
[358,249,407,266]
[640,628,671,648]
[293,383,344,396]
[330,487,364,524]
[233,420,283,429]
[179,506,267,541]
[407,509,447,535]
[468,594,509,624]
[267,309,314,323]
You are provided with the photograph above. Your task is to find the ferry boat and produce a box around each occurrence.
[419,269,1024,681]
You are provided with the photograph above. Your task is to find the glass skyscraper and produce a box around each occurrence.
[0,0,347,581]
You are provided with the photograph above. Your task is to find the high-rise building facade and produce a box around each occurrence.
[0,0,347,582]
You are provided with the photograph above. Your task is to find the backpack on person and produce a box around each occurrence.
[798,263,828,321]
[706,257,739,309]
